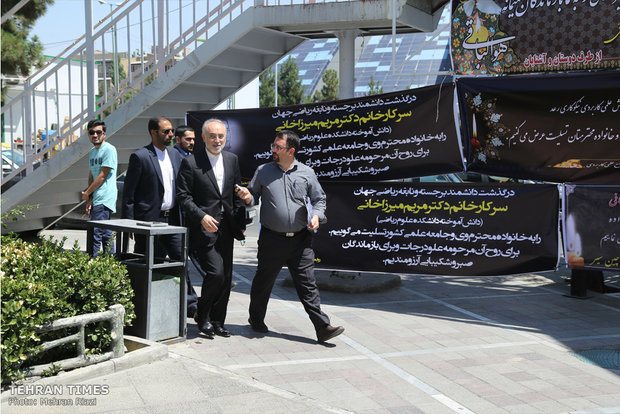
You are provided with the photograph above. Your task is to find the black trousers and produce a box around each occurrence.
[133,213,183,262]
[249,229,330,332]
[192,216,234,326]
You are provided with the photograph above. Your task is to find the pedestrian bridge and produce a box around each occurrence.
[1,0,448,233]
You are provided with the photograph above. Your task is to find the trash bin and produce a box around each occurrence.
[86,219,187,342]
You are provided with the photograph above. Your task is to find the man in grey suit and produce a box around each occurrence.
[176,118,246,339]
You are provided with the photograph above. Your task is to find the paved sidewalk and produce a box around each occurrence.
[2,228,620,413]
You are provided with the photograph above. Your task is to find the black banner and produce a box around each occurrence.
[450,0,620,75]
[314,182,559,276]
[457,72,620,183]
[564,184,620,271]
[187,86,463,182]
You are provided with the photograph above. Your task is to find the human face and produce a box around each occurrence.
[152,119,174,150]
[88,125,106,148]
[271,136,293,165]
[177,131,195,153]
[203,121,226,155]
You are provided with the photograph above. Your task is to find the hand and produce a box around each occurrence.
[307,215,320,231]
[235,185,252,205]
[85,199,92,216]
[201,214,220,233]
[81,191,90,201]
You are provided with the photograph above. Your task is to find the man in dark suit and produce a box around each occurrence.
[172,125,199,318]
[122,116,184,261]
[176,118,246,339]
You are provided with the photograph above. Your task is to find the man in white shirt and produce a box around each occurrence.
[176,119,246,338]
[122,116,184,260]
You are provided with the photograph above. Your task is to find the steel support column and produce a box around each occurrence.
[336,30,358,99]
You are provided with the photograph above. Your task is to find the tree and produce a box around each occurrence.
[98,56,129,118]
[312,69,339,102]
[277,57,305,106]
[259,69,275,108]
[367,75,384,96]
[1,0,55,104]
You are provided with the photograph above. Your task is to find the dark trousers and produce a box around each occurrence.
[133,233,183,261]
[192,217,234,326]
[133,212,183,261]
[89,204,114,257]
[249,229,330,332]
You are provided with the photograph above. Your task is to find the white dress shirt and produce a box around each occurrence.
[207,149,224,194]
[155,146,175,211]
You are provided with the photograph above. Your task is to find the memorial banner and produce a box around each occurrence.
[314,181,559,276]
[187,86,463,181]
[457,72,620,183]
[564,184,620,271]
[450,0,620,75]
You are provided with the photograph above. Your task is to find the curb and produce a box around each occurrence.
[1,336,168,397]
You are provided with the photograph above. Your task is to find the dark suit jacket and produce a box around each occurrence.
[122,143,184,225]
[176,149,246,248]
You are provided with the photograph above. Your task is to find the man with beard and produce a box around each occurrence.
[173,125,195,157]
[235,130,344,343]
[122,116,184,260]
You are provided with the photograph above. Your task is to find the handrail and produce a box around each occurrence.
[1,0,359,187]
[1,0,255,185]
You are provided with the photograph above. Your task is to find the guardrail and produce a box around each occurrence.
[1,0,358,187]
[21,304,125,378]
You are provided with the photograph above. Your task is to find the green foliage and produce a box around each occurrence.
[259,69,276,108]
[313,69,339,102]
[1,0,55,104]
[98,56,131,118]
[277,57,305,106]
[41,363,62,377]
[367,75,384,96]
[0,204,38,229]
[1,234,135,384]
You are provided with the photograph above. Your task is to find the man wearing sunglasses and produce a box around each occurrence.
[235,130,344,344]
[82,119,117,257]
[122,116,184,261]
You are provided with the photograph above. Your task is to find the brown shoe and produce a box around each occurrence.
[317,325,344,343]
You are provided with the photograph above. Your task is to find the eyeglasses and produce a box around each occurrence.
[88,129,104,136]
[270,144,290,151]
[160,129,174,134]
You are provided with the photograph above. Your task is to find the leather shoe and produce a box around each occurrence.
[248,317,268,333]
[213,324,231,337]
[317,325,344,343]
[196,319,215,339]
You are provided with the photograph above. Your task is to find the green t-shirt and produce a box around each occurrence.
[89,142,117,212]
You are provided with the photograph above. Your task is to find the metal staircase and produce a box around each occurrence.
[1,0,448,233]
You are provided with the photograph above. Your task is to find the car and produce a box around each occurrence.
[2,149,24,176]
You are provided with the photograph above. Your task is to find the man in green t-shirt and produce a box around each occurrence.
[82,119,117,257]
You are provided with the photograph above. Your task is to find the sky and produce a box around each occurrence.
[31,0,120,58]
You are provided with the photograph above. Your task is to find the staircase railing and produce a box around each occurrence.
[1,0,258,186]
[1,0,357,188]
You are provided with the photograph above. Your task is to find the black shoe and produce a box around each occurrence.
[248,317,268,333]
[213,324,231,337]
[317,325,344,343]
[196,319,215,339]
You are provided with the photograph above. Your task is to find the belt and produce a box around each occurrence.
[160,210,170,217]
[262,227,307,237]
